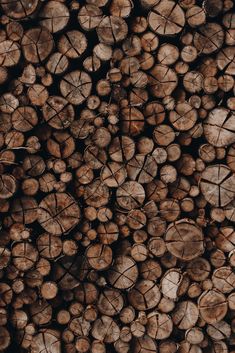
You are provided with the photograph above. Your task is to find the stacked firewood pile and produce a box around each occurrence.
[0,0,235,352]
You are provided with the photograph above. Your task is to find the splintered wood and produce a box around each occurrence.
[0,0,235,353]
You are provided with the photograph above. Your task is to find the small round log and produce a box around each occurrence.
[97,289,124,316]
[91,316,120,343]
[11,197,38,224]
[198,289,228,324]
[86,244,112,270]
[84,180,110,207]
[12,242,38,271]
[200,164,235,207]
[21,28,54,63]
[193,23,224,54]
[116,181,145,210]
[108,255,138,289]
[60,70,92,105]
[78,5,103,31]
[0,174,16,199]
[0,40,21,67]
[128,280,161,310]
[147,312,173,339]
[42,96,75,130]
[39,1,70,33]
[169,102,197,131]
[204,108,235,147]
[148,1,185,36]
[58,31,87,59]
[149,64,178,98]
[172,301,199,330]
[0,0,38,19]
[97,16,128,45]
[38,193,80,235]
[165,219,204,261]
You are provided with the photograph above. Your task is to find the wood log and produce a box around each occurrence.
[38,193,80,235]
[60,70,92,105]
[39,1,70,33]
[22,28,54,63]
[148,1,185,36]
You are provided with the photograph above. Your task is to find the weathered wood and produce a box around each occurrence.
[148,1,185,36]
[60,70,92,105]
[165,219,204,261]
[38,193,80,235]
[22,28,54,63]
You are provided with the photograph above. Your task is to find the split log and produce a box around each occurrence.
[200,164,235,207]
[0,0,38,19]
[21,28,54,63]
[38,193,80,235]
[39,1,70,33]
[60,70,92,105]
[148,1,185,36]
[165,219,204,261]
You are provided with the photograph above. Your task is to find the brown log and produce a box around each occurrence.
[149,64,178,98]
[60,70,92,105]
[128,280,161,310]
[147,312,173,339]
[97,16,128,45]
[165,219,204,261]
[78,5,103,31]
[148,1,185,36]
[204,108,235,147]
[193,23,224,54]
[58,31,87,59]
[22,28,54,63]
[198,290,228,324]
[38,193,80,235]
[200,164,235,207]
[0,0,38,19]
[42,96,74,129]
[39,1,70,33]
[116,181,145,210]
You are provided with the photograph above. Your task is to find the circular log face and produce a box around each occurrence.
[12,106,38,132]
[78,5,103,31]
[148,0,185,36]
[31,330,61,353]
[200,164,235,207]
[132,336,157,353]
[169,103,197,131]
[147,312,173,339]
[128,280,161,310]
[39,1,70,33]
[0,0,38,19]
[204,108,235,147]
[217,47,235,75]
[60,70,92,105]
[116,181,145,210]
[58,31,87,59]
[0,174,16,199]
[149,64,178,98]
[42,96,74,130]
[22,28,54,63]
[165,219,204,261]
[172,301,199,330]
[38,193,80,235]
[198,290,228,324]
[193,23,224,54]
[97,16,128,44]
[0,40,21,67]
[108,255,138,289]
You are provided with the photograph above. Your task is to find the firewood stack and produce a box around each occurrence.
[0,0,235,352]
